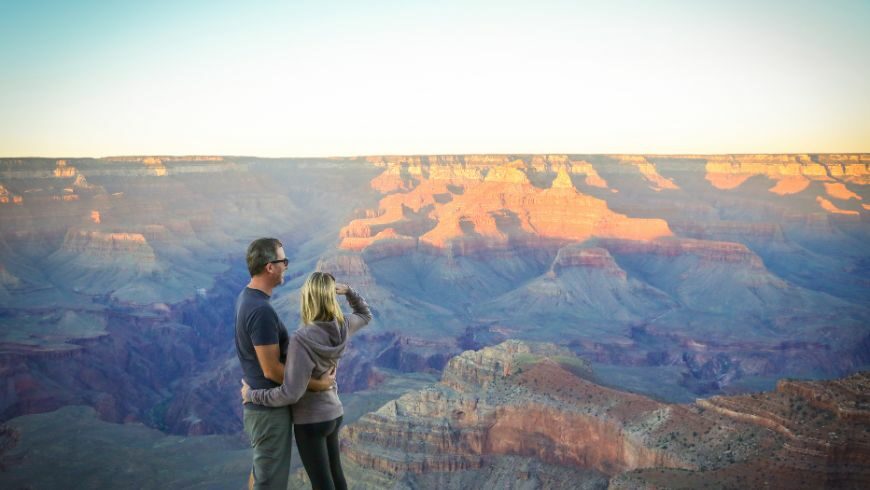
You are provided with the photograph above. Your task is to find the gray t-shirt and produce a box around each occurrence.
[234,287,288,411]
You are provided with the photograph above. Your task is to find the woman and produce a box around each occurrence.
[242,271,372,490]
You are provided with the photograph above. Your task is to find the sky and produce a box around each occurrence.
[1,0,869,157]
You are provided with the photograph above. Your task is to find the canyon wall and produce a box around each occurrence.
[1,153,867,434]
[343,341,870,488]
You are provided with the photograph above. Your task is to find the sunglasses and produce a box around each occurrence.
[268,258,289,267]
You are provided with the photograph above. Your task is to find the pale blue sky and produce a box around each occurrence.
[1,0,868,157]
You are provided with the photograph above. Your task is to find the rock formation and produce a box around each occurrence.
[0,156,383,431]
[817,196,860,215]
[344,341,870,488]
[340,159,673,255]
[0,153,867,449]
[0,183,23,205]
[703,154,870,188]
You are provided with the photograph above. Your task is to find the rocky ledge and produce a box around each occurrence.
[343,341,870,488]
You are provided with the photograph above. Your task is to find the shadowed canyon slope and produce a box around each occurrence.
[0,156,382,434]
[1,154,868,487]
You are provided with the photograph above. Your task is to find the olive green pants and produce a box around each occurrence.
[243,406,293,490]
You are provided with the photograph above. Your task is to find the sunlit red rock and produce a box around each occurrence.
[342,161,672,255]
[704,154,870,193]
[614,155,680,191]
[824,182,862,201]
[816,196,860,215]
[370,165,418,193]
[769,175,811,195]
[53,160,77,178]
[568,160,609,188]
[707,172,754,190]
[0,184,21,204]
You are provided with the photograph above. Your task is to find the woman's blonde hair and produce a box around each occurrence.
[300,272,345,326]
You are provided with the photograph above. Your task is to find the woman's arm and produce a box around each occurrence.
[337,284,372,335]
[245,338,314,407]
[307,368,336,391]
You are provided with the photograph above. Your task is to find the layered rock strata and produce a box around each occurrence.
[0,157,383,433]
[345,341,768,481]
[341,154,869,256]
[340,163,673,255]
[615,371,870,488]
[345,341,870,488]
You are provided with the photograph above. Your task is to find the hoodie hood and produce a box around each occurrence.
[294,319,348,365]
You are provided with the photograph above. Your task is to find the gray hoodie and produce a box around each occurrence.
[246,288,372,424]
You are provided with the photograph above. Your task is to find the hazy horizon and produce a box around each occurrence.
[3,151,870,161]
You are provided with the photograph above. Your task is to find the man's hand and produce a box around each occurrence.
[240,379,251,404]
[334,283,350,295]
[308,366,336,392]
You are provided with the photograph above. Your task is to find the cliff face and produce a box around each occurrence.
[703,154,870,188]
[550,245,626,277]
[344,341,870,488]
[337,154,865,393]
[475,242,673,327]
[56,230,158,268]
[616,371,870,488]
[341,154,869,259]
[0,157,384,432]
[1,153,868,445]
[340,161,673,255]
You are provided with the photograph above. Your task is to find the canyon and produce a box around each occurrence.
[0,154,868,487]
[339,341,870,489]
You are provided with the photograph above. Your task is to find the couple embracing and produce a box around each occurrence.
[235,238,372,489]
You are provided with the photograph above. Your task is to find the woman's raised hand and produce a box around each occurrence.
[334,283,350,295]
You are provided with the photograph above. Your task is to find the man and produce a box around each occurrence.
[235,238,335,490]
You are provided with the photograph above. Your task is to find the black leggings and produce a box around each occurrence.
[294,416,347,490]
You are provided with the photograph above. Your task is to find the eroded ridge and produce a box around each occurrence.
[341,157,674,254]
[343,341,801,486]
